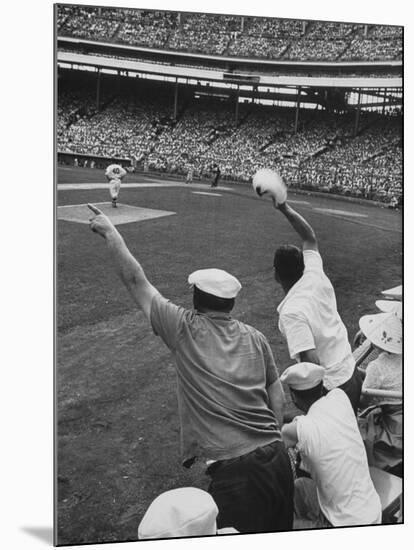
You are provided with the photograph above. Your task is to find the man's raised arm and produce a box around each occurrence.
[88,204,159,321]
[273,199,318,251]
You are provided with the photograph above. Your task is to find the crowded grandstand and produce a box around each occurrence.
[57,5,403,205]
[57,5,402,61]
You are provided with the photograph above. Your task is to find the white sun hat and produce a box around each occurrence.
[280,362,325,391]
[381,285,402,300]
[188,268,242,299]
[138,487,218,539]
[375,300,402,320]
[359,311,402,354]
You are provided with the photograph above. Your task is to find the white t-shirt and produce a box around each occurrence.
[296,389,382,526]
[277,249,354,389]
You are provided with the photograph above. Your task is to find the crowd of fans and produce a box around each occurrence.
[342,38,402,61]
[116,11,178,49]
[227,36,289,59]
[57,6,403,63]
[296,115,402,198]
[167,14,235,55]
[58,5,119,42]
[58,76,402,204]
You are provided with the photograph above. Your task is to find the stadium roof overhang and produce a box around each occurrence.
[57,50,402,90]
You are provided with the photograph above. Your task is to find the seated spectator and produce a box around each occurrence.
[358,309,402,474]
[281,363,382,527]
[138,487,238,539]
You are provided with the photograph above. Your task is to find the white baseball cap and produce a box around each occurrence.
[359,311,402,354]
[188,268,242,299]
[138,487,218,539]
[280,362,325,391]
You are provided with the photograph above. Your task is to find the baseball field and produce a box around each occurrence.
[56,166,402,545]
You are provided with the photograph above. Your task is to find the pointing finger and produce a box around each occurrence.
[87,203,103,215]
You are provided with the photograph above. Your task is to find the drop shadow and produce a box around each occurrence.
[21,526,53,545]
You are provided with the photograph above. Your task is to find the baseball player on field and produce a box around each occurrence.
[105,164,127,208]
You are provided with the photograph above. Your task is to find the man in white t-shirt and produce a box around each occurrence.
[281,363,382,528]
[271,199,361,412]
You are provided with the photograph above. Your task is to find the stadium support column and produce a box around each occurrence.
[235,87,240,126]
[96,68,101,112]
[173,79,179,120]
[295,87,302,134]
[354,89,361,137]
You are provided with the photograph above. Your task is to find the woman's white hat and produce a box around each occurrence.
[375,300,402,320]
[359,311,402,354]
[381,285,402,300]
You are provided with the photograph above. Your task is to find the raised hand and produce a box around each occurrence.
[87,204,116,238]
[271,196,287,211]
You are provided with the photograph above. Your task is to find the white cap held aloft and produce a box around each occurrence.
[359,311,402,354]
[138,487,218,539]
[280,362,325,391]
[188,268,242,299]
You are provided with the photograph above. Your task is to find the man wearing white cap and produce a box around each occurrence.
[280,363,381,528]
[87,204,293,534]
[268,198,361,412]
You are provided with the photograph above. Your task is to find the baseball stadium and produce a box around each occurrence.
[55,4,403,545]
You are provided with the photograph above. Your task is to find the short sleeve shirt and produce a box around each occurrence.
[150,294,282,463]
[296,389,382,526]
[277,250,354,389]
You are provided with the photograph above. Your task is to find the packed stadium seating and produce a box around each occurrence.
[57,6,403,62]
[57,73,402,203]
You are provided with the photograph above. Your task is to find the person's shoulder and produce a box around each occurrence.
[324,388,355,414]
[236,319,268,341]
[152,293,189,317]
[326,388,347,401]
[279,288,310,317]
[303,249,323,268]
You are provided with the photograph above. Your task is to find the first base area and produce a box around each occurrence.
[57,202,176,225]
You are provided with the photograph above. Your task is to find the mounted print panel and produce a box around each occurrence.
[55,3,403,546]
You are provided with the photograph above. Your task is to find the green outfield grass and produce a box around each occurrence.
[56,166,402,544]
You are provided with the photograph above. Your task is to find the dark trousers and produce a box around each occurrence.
[206,440,294,534]
[324,366,362,414]
[211,174,220,187]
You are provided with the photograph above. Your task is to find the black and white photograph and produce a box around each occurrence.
[53,0,403,546]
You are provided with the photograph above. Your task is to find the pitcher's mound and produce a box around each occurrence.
[58,203,176,225]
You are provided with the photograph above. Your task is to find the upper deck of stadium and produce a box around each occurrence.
[56,5,403,78]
